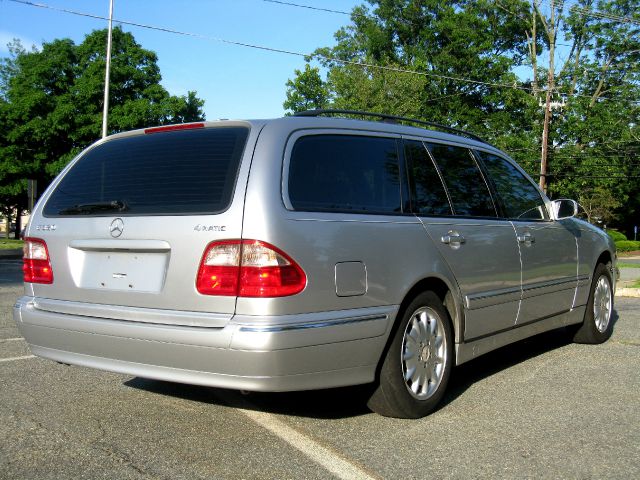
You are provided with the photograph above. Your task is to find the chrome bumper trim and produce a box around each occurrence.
[238,314,388,333]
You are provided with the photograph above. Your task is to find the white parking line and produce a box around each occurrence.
[0,355,35,363]
[0,338,25,343]
[220,393,378,480]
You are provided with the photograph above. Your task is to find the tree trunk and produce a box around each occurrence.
[15,206,22,239]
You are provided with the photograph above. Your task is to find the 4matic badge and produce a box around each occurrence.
[194,224,226,232]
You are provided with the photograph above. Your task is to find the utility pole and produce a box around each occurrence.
[538,0,556,194]
[539,87,552,193]
[101,0,114,139]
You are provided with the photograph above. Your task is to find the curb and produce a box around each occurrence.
[616,288,640,298]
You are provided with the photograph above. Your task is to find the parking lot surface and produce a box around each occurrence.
[1,258,639,479]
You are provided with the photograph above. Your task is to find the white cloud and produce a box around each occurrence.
[0,31,40,55]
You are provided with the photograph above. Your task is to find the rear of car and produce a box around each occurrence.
[15,121,309,389]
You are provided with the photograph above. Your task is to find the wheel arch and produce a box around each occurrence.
[596,249,612,266]
[374,275,464,382]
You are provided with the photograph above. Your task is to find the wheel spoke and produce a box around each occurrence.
[427,315,437,336]
[403,344,417,362]
[411,365,423,388]
[417,313,428,340]
[409,320,421,343]
[404,364,416,382]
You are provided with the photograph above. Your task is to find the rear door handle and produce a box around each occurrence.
[517,232,535,244]
[441,231,466,246]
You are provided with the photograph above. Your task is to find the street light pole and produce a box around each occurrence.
[101,0,114,139]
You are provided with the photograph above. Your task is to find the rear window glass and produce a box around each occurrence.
[288,134,402,214]
[44,127,249,216]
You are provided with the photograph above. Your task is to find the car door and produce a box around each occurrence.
[476,151,578,324]
[405,140,522,341]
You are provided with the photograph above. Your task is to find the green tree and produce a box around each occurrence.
[0,27,206,227]
[283,0,640,231]
[283,64,330,114]
[522,0,639,232]
[288,1,536,131]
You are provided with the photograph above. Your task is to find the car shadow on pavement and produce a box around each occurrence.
[441,308,620,410]
[125,309,619,420]
[125,377,374,419]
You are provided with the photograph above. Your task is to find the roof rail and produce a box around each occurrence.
[294,109,488,144]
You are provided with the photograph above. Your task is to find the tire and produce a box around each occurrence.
[367,291,454,419]
[573,263,614,344]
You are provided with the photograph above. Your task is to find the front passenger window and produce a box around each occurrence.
[476,151,548,220]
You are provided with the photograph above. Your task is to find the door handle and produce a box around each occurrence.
[517,232,535,244]
[441,231,466,246]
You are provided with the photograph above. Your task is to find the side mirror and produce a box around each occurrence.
[551,199,578,220]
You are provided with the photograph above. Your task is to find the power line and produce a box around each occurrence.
[554,0,640,26]
[261,0,353,17]
[546,174,640,178]
[6,0,639,104]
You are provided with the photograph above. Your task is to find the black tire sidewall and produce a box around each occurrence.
[575,263,614,344]
[378,291,454,418]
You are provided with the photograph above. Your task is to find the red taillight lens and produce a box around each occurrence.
[196,240,306,297]
[23,238,54,284]
[196,241,241,296]
[144,123,205,134]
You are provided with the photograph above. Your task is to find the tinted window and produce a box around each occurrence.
[288,135,401,214]
[476,151,548,220]
[404,141,451,216]
[427,143,496,217]
[44,127,249,216]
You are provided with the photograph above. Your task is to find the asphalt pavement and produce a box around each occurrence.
[1,258,639,479]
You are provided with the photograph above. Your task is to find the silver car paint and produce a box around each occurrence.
[13,116,616,391]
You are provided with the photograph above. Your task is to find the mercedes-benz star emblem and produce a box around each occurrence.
[109,218,124,238]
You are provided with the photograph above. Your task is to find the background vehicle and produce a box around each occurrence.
[14,110,616,418]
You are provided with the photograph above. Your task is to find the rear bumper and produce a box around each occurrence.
[13,296,395,392]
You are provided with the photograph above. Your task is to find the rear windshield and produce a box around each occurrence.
[43,127,249,216]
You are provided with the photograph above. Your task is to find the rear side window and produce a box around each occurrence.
[427,143,497,217]
[476,151,548,220]
[288,135,402,214]
[404,140,452,216]
[44,127,249,216]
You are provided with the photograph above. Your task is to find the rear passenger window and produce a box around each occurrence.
[476,151,548,220]
[288,135,402,214]
[427,143,497,217]
[404,141,451,216]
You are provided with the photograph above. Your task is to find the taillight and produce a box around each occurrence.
[23,238,54,284]
[196,240,306,297]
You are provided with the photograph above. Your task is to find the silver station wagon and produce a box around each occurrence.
[14,110,616,418]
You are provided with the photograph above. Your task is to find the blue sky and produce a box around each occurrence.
[0,0,363,119]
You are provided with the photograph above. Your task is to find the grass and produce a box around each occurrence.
[630,279,640,289]
[618,262,640,269]
[0,238,23,250]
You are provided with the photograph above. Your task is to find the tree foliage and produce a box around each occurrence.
[283,64,330,113]
[0,27,205,229]
[284,0,640,233]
